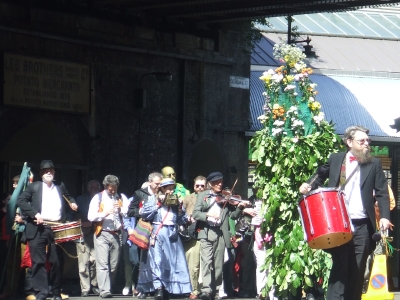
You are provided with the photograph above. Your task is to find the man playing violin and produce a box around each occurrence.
[192,172,247,300]
[17,160,78,300]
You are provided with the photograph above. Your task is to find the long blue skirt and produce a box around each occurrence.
[137,224,192,294]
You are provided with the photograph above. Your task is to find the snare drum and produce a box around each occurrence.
[298,187,352,249]
[51,221,82,244]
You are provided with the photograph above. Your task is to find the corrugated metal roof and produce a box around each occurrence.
[253,32,400,73]
[258,6,400,39]
[249,71,400,138]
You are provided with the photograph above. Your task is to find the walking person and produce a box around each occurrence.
[88,175,129,298]
[17,160,78,300]
[299,125,391,300]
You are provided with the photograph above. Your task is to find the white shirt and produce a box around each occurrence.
[251,200,263,226]
[345,152,367,219]
[41,182,62,221]
[207,200,222,226]
[87,190,129,231]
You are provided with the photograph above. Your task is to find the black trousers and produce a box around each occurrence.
[28,225,62,299]
[325,218,374,300]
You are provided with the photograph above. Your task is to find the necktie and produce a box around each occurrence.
[349,156,357,163]
[113,197,122,230]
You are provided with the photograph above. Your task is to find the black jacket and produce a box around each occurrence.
[127,188,152,218]
[17,181,76,240]
[308,152,390,231]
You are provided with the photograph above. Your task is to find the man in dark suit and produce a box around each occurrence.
[192,172,245,300]
[17,160,77,300]
[299,126,390,300]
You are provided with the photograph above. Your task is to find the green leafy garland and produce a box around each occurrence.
[250,43,343,298]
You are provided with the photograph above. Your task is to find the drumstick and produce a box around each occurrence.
[63,195,71,205]
[34,220,63,225]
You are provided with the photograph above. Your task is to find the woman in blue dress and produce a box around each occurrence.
[137,178,192,300]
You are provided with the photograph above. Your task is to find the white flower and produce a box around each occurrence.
[309,96,315,102]
[294,74,304,81]
[292,119,304,128]
[310,83,317,89]
[262,92,267,96]
[257,115,267,120]
[273,120,285,127]
[294,92,298,96]
[272,74,283,83]
[272,128,283,136]
[313,112,325,125]
[284,84,296,91]
[273,104,280,109]
[267,69,275,75]
[288,106,298,113]
[292,137,299,143]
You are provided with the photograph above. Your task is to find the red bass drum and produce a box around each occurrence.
[298,187,352,249]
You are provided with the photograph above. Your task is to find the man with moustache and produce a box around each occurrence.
[299,125,390,300]
[17,160,78,300]
[88,175,129,299]
[182,175,207,299]
[192,172,246,300]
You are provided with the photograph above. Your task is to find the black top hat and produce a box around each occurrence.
[206,172,223,182]
[38,160,55,172]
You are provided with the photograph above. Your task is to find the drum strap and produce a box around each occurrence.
[339,164,360,191]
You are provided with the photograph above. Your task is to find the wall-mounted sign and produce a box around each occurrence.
[3,53,90,114]
[229,75,249,89]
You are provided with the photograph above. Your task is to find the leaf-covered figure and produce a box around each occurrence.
[250,43,342,298]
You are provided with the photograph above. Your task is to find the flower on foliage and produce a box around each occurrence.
[313,112,325,125]
[259,42,323,138]
[309,101,321,111]
[257,114,268,124]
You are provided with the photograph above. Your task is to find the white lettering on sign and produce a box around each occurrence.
[229,76,249,89]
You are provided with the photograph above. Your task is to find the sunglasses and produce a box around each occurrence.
[353,138,371,145]
[195,184,205,188]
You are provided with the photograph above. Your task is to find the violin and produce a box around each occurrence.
[215,189,252,207]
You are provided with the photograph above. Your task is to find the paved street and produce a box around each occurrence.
[34,292,400,300]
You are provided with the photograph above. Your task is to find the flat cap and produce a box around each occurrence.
[206,172,223,182]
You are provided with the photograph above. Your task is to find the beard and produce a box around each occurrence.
[42,174,54,183]
[351,147,373,165]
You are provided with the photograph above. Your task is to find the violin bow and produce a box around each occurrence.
[230,178,238,196]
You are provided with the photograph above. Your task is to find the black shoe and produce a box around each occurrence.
[200,293,211,300]
[81,291,89,297]
[92,286,100,295]
[154,288,163,300]
[138,293,147,299]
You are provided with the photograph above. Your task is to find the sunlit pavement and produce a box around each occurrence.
[30,292,400,300]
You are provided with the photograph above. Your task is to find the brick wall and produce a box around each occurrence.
[0,2,251,197]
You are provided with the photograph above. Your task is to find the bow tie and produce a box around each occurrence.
[349,156,357,163]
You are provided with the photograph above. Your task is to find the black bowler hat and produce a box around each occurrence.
[38,160,55,171]
[207,172,223,182]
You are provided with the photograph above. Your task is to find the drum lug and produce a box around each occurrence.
[320,191,331,230]
[337,193,349,229]
[304,197,314,235]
